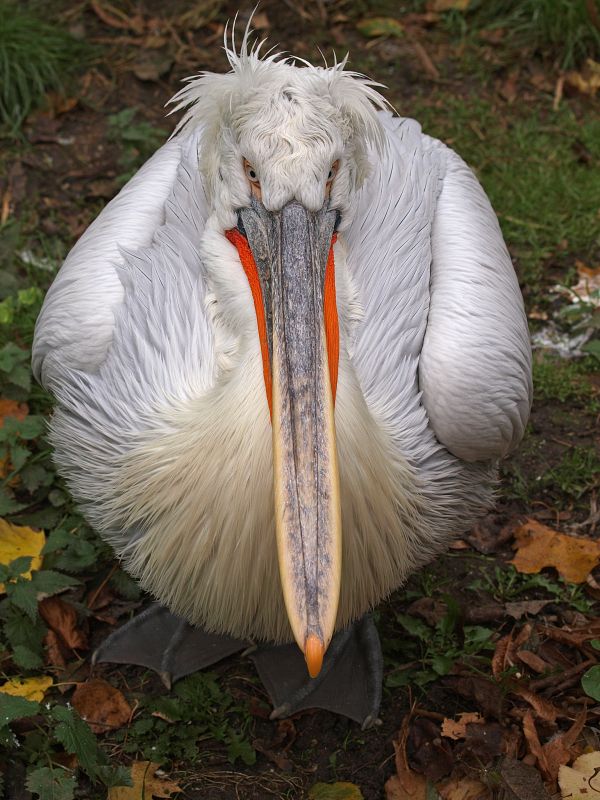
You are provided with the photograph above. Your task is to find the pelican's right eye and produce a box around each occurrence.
[244,160,260,184]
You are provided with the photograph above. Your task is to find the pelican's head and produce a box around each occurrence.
[170,29,388,677]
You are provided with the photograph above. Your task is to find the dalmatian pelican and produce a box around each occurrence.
[32,28,532,728]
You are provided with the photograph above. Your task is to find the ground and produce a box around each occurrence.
[0,1,599,799]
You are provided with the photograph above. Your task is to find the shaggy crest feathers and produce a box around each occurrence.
[168,19,390,227]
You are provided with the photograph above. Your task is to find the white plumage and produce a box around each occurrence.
[32,36,531,648]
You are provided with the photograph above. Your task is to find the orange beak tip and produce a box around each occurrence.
[305,634,325,679]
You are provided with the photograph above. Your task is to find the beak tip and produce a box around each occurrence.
[304,634,325,679]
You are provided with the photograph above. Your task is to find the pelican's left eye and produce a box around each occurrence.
[327,161,340,183]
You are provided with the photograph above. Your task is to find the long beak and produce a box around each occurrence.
[238,199,342,678]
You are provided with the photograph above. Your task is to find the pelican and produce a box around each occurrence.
[32,29,532,728]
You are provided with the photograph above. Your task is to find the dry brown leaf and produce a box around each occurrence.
[39,596,88,650]
[0,519,45,592]
[437,776,490,800]
[511,519,600,583]
[523,710,551,780]
[511,686,559,723]
[441,712,484,740]
[0,399,28,477]
[543,707,587,784]
[385,717,428,800]
[108,761,181,800]
[516,649,550,674]
[505,600,550,620]
[44,629,66,668]
[558,751,600,798]
[72,678,131,734]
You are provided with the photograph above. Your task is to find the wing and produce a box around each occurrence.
[418,141,532,462]
[32,129,205,389]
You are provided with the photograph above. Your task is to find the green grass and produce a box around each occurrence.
[471,0,600,69]
[533,354,598,406]
[0,2,88,134]
[408,97,600,293]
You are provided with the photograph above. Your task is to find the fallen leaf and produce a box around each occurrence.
[455,722,504,764]
[505,600,550,620]
[543,707,587,783]
[523,710,551,780]
[516,649,550,674]
[407,597,448,626]
[308,783,364,799]
[565,58,600,97]
[108,761,181,800]
[385,717,428,800]
[39,596,88,650]
[428,0,469,10]
[0,675,52,702]
[442,674,503,719]
[437,776,489,799]
[408,717,453,782]
[0,519,45,592]
[511,519,600,583]
[72,679,131,734]
[499,757,552,799]
[44,629,66,668]
[441,712,484,740]
[511,686,559,723]
[559,751,600,798]
[357,17,404,38]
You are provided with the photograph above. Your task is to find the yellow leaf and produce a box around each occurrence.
[510,518,600,583]
[0,676,53,702]
[0,519,45,593]
[309,782,364,799]
[108,761,181,800]
[356,17,404,38]
[429,0,470,10]
[559,751,600,798]
[565,59,600,97]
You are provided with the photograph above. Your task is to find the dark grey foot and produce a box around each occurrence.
[92,604,248,688]
[250,614,383,730]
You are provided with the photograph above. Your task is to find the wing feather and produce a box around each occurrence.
[32,132,200,388]
[419,142,532,461]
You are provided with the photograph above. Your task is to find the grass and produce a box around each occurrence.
[0,3,89,134]
[533,354,598,406]
[407,97,600,294]
[470,0,600,69]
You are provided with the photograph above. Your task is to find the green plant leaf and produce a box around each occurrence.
[395,612,431,640]
[582,665,600,701]
[52,705,106,780]
[31,570,80,596]
[6,578,38,619]
[26,766,76,800]
[0,692,40,725]
[11,644,44,669]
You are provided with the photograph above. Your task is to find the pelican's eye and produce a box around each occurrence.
[326,160,340,185]
[244,159,260,185]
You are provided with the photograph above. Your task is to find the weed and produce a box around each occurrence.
[107,108,166,185]
[472,0,600,69]
[385,599,495,689]
[0,4,89,134]
[109,672,256,766]
[533,354,598,406]
[469,563,594,613]
[543,445,600,500]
